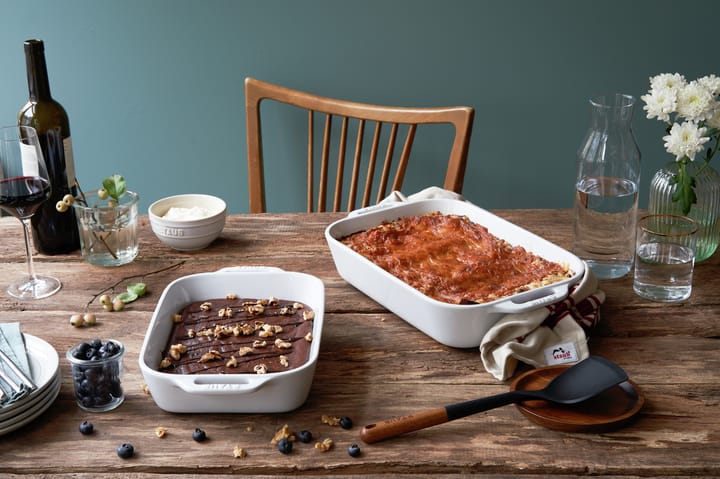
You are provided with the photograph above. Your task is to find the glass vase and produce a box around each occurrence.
[648,160,720,262]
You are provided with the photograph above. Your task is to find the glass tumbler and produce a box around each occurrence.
[67,339,125,412]
[633,214,698,302]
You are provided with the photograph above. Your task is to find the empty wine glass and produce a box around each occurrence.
[0,125,61,299]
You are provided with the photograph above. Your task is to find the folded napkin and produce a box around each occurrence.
[480,266,605,381]
[0,322,33,406]
[378,186,466,205]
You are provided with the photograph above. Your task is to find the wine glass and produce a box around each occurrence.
[0,125,61,299]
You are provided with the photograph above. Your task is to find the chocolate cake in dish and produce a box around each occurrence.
[159,296,315,375]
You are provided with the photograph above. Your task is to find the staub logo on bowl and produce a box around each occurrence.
[162,227,184,237]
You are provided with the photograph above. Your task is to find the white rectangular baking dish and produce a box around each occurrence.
[325,199,584,348]
[139,267,324,413]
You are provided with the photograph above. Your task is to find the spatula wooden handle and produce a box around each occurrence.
[360,407,449,444]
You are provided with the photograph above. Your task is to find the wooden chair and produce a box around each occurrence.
[245,77,474,213]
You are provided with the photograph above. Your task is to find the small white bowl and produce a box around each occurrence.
[148,194,227,251]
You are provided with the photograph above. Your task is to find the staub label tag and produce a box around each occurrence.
[544,343,579,365]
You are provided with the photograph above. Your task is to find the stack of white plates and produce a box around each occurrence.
[0,334,61,436]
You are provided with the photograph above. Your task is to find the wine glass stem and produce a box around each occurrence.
[21,218,39,283]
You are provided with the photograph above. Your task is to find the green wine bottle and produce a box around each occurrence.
[19,39,80,254]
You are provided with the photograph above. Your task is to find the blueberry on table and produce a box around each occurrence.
[78,420,94,435]
[116,443,134,459]
[277,437,293,454]
[339,416,353,429]
[192,428,207,442]
[297,429,313,443]
[348,443,361,457]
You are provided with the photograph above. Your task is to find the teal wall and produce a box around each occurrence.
[0,0,714,213]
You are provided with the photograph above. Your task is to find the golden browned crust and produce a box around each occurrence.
[341,212,570,304]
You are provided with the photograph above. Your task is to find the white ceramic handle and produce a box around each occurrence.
[347,201,402,218]
[487,284,569,314]
[176,377,269,395]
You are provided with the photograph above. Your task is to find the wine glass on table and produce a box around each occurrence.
[0,125,61,299]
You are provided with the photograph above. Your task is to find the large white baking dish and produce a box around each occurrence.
[139,267,324,413]
[325,199,584,348]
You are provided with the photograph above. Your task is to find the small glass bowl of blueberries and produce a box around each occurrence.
[66,339,125,412]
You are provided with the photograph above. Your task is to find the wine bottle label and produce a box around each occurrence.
[63,136,76,187]
[20,143,40,177]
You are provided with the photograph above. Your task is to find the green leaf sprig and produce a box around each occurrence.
[100,174,127,202]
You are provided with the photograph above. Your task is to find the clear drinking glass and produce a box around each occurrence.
[73,190,139,266]
[633,214,698,302]
[0,125,61,299]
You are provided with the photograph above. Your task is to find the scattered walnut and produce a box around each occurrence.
[172,313,182,323]
[248,304,265,314]
[236,323,254,336]
[303,310,315,321]
[304,332,313,342]
[321,415,341,426]
[226,293,238,300]
[237,347,254,357]
[187,328,196,338]
[246,425,254,432]
[141,384,151,395]
[315,438,334,452]
[270,424,295,445]
[232,445,247,458]
[293,302,304,310]
[258,328,275,338]
[199,350,223,363]
[280,306,293,315]
[226,355,238,368]
[159,357,172,369]
[200,302,212,311]
[279,355,289,367]
[218,306,233,318]
[275,338,292,349]
[169,343,188,360]
[252,340,267,348]
[253,364,268,375]
[267,296,279,305]
[155,427,168,438]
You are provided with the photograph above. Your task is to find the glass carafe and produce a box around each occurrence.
[572,94,641,279]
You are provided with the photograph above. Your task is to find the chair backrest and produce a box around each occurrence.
[245,77,474,213]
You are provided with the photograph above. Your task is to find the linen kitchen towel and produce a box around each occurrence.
[479,266,605,381]
[0,322,33,406]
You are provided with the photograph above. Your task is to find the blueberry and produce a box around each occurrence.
[339,416,353,429]
[89,338,102,349]
[84,347,97,360]
[192,428,207,442]
[74,342,90,360]
[297,429,313,443]
[78,420,94,435]
[348,443,361,457]
[116,443,134,459]
[277,437,293,454]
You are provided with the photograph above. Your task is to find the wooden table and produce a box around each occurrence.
[0,211,718,478]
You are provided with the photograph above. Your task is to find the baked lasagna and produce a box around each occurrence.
[340,212,570,304]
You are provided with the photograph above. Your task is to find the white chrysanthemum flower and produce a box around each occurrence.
[641,87,677,122]
[663,121,710,161]
[707,106,720,130]
[677,81,715,121]
[650,73,686,92]
[698,74,720,96]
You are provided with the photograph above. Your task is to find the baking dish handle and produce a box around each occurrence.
[216,266,284,273]
[486,284,569,314]
[176,377,272,395]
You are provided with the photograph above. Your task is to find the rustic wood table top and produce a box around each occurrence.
[0,210,718,478]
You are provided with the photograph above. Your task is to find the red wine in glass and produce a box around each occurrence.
[0,175,51,219]
[0,125,61,300]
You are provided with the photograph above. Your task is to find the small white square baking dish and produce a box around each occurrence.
[139,267,324,413]
[325,199,584,348]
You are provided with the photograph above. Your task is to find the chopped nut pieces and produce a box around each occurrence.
[303,311,315,321]
[252,340,267,348]
[274,338,292,349]
[270,424,295,445]
[321,415,342,427]
[155,427,168,438]
[253,364,268,374]
[169,343,187,360]
[226,293,238,300]
[172,313,182,323]
[226,356,238,368]
[304,332,313,342]
[199,350,223,363]
[315,438,334,452]
[233,445,247,458]
[237,346,254,357]
[200,302,212,311]
[279,355,289,367]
